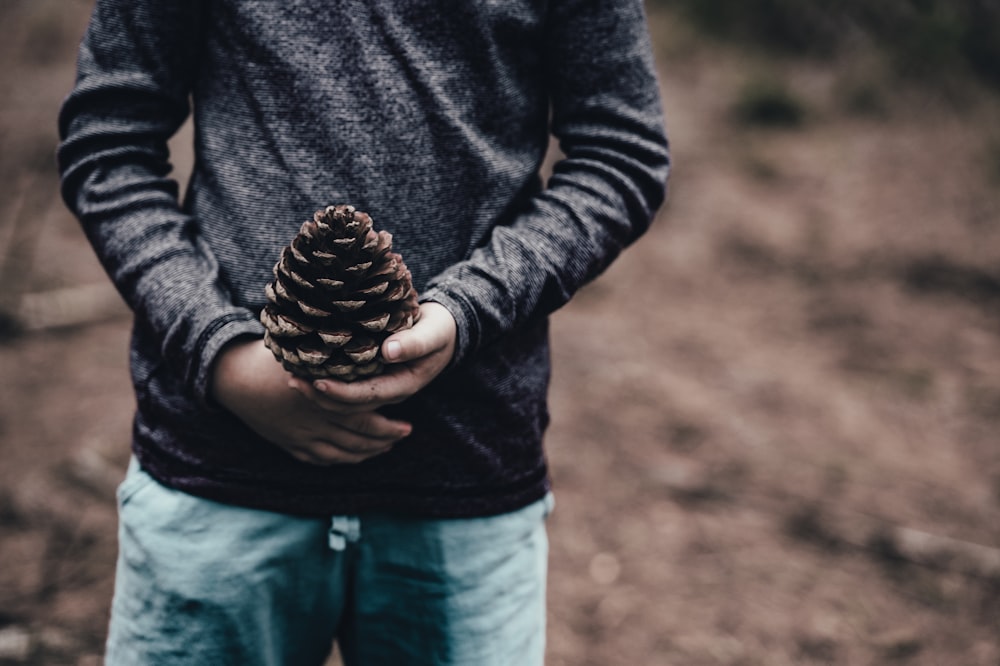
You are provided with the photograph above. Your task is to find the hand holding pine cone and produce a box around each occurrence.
[260,205,421,381]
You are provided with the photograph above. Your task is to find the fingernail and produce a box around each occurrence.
[315,381,329,393]
[385,340,402,361]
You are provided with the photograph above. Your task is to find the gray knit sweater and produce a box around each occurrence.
[58,0,669,517]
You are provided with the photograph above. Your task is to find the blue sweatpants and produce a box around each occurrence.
[105,460,553,665]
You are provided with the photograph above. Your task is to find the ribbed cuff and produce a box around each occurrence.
[192,311,266,407]
[419,286,479,367]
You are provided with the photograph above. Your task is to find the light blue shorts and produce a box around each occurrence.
[105,460,553,666]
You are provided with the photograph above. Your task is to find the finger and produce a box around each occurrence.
[297,428,400,465]
[285,440,388,466]
[284,446,340,466]
[312,367,419,407]
[289,377,372,414]
[332,411,412,442]
[312,437,395,464]
[283,413,408,463]
[381,302,455,365]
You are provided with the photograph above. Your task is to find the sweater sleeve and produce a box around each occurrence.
[421,0,670,364]
[57,0,264,404]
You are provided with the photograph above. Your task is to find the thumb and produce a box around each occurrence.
[381,302,456,364]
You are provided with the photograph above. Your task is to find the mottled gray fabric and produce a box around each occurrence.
[58,0,669,517]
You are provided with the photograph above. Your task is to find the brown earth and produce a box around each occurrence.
[0,1,998,664]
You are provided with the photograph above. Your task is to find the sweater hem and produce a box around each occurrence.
[135,447,551,519]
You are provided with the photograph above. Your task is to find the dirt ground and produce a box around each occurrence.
[1,1,998,664]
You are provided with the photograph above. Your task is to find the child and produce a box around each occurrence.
[58,1,669,663]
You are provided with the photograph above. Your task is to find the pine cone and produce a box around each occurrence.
[260,204,420,381]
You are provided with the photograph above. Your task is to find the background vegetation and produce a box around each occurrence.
[657,0,1000,88]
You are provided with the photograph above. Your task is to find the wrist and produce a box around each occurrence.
[210,336,263,408]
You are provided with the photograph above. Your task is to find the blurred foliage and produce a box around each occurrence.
[654,0,1000,89]
[839,82,889,117]
[733,80,806,127]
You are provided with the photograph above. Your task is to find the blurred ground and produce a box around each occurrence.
[1,1,998,664]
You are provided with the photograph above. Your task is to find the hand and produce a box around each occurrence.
[289,301,457,416]
[210,338,412,465]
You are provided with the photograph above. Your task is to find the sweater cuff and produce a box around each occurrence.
[419,286,479,367]
[192,311,266,407]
